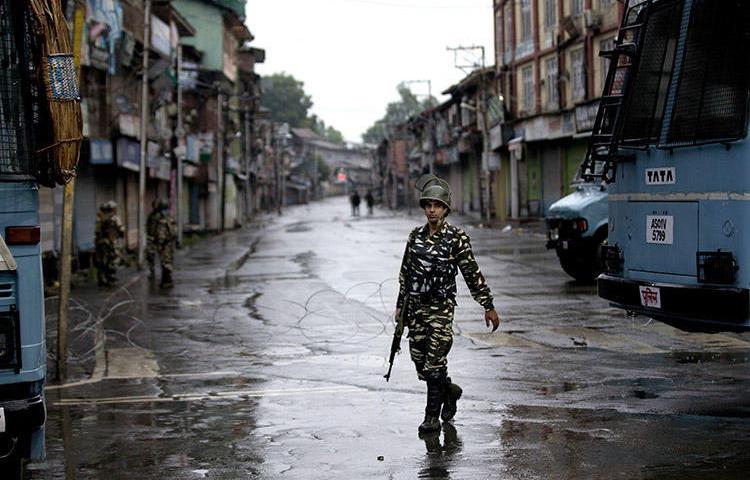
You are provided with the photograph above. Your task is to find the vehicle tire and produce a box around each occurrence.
[592,232,608,279]
[558,229,608,282]
[558,252,596,282]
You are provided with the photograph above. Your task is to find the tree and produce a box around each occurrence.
[324,126,345,145]
[315,154,331,183]
[362,83,436,144]
[304,114,345,145]
[261,73,346,144]
[260,73,313,127]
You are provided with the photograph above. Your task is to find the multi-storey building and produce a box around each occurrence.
[494,0,622,218]
[38,0,268,276]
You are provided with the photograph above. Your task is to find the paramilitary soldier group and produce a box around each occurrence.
[396,175,501,434]
[94,199,176,288]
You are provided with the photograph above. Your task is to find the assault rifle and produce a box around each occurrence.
[384,299,406,382]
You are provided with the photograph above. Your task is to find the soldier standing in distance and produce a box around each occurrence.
[395,175,500,434]
[146,198,177,288]
[94,201,125,287]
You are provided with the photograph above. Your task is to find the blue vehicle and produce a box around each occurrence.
[546,182,608,282]
[581,0,750,332]
[0,0,55,473]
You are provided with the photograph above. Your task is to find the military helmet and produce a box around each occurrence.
[100,200,117,211]
[416,174,451,212]
[154,198,169,211]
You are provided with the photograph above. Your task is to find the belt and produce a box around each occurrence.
[409,292,453,304]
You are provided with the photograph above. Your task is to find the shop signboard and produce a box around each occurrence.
[116,137,140,172]
[575,100,599,133]
[89,138,113,165]
[151,14,171,57]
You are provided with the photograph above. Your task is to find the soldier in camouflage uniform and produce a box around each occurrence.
[94,201,125,287]
[396,175,500,434]
[146,198,177,288]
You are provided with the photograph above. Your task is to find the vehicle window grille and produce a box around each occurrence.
[620,0,682,145]
[662,0,750,147]
[0,1,41,178]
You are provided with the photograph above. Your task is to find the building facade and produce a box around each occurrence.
[495,0,622,217]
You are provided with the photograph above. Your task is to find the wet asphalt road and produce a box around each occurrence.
[27,197,750,479]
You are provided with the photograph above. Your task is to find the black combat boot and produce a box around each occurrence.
[160,270,174,288]
[419,372,446,434]
[441,377,462,423]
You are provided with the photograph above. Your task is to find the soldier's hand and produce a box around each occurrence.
[485,309,500,332]
[394,308,401,322]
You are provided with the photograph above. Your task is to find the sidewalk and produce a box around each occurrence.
[43,220,264,386]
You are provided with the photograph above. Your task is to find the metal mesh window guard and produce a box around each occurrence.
[620,0,682,145]
[0,0,39,178]
[663,0,750,147]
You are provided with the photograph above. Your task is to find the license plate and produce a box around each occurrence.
[0,407,5,433]
[646,215,673,244]
[639,285,661,309]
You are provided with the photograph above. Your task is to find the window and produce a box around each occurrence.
[664,0,750,145]
[620,0,682,143]
[496,9,503,61]
[0,0,38,177]
[522,65,535,113]
[571,48,585,101]
[521,0,532,42]
[545,57,559,108]
[572,0,583,16]
[599,37,615,93]
[504,3,513,62]
[545,0,557,28]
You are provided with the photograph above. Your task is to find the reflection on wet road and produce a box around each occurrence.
[28,198,750,479]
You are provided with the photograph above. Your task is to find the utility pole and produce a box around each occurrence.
[404,79,433,106]
[447,44,491,223]
[243,103,252,223]
[58,0,86,382]
[312,146,318,200]
[404,79,435,174]
[175,44,184,246]
[217,90,225,231]
[137,0,151,267]
[273,131,281,215]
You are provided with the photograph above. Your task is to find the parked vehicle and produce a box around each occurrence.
[580,0,750,332]
[0,0,80,474]
[546,182,608,282]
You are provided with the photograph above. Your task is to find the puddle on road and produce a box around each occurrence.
[286,223,312,233]
[537,382,580,396]
[272,353,384,368]
[240,344,312,357]
[672,351,750,365]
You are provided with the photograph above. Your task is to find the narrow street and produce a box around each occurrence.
[30,197,750,479]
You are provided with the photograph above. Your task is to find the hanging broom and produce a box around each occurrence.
[27,0,82,185]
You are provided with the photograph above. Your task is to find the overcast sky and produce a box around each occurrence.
[246,0,495,143]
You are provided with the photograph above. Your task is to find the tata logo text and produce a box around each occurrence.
[645,167,675,185]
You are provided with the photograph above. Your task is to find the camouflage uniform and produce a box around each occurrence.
[146,201,177,286]
[94,205,125,287]
[397,221,494,381]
